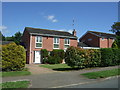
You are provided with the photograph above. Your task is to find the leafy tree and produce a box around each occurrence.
[110,22,120,35]
[110,22,120,48]
[13,31,22,45]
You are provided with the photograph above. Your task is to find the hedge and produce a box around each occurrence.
[2,42,26,71]
[65,46,120,68]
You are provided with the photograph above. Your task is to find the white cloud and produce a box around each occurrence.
[52,19,58,22]
[68,29,73,34]
[46,15,58,23]
[0,25,7,30]
[58,29,73,34]
[47,15,55,20]
[0,25,9,34]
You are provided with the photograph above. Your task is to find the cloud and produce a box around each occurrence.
[0,25,9,34]
[58,29,73,34]
[46,15,58,23]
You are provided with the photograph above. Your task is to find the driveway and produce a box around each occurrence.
[2,65,119,88]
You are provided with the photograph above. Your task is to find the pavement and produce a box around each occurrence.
[2,65,119,88]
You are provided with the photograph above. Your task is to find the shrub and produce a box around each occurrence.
[50,49,65,64]
[100,48,114,66]
[2,42,26,71]
[84,49,101,67]
[112,48,120,65]
[41,49,49,64]
[47,56,61,64]
[65,46,86,68]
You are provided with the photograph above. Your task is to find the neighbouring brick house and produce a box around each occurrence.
[79,31,116,48]
[22,27,77,64]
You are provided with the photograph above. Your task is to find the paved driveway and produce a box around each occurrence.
[2,65,119,88]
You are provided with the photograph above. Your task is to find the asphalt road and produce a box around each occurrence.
[63,77,119,88]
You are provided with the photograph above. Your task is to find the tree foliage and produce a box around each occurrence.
[110,22,120,35]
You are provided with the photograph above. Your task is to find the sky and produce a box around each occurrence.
[1,2,119,38]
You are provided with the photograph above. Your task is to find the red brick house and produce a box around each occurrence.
[22,27,77,64]
[79,31,116,48]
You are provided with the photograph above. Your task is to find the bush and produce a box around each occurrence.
[112,48,120,65]
[84,49,101,67]
[100,48,114,66]
[50,49,65,64]
[47,56,61,64]
[65,46,86,68]
[41,49,49,64]
[2,42,26,71]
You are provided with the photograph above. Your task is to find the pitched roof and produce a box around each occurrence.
[88,31,116,39]
[25,27,77,39]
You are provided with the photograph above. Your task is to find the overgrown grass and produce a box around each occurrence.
[81,68,120,79]
[39,64,80,71]
[0,81,30,89]
[0,68,31,77]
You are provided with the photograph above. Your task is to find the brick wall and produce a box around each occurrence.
[100,38,114,48]
[80,33,99,47]
[29,35,77,64]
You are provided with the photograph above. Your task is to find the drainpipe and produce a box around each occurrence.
[29,34,32,64]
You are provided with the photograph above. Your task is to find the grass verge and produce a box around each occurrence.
[0,68,31,77]
[0,81,30,89]
[81,68,120,79]
[39,64,80,71]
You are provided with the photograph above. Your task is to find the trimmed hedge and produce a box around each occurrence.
[65,46,120,68]
[2,42,26,71]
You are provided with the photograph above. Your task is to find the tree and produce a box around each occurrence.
[110,22,120,48]
[110,22,120,35]
[13,31,22,45]
[0,31,6,41]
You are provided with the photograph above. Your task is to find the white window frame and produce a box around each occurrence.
[53,37,59,49]
[35,36,42,48]
[64,39,70,49]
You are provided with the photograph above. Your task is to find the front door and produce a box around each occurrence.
[34,51,41,64]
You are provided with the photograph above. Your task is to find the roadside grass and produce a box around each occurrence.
[0,68,31,77]
[81,68,120,79]
[39,64,80,71]
[0,81,30,89]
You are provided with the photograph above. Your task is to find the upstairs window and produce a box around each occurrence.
[64,39,70,49]
[36,36,42,48]
[53,38,59,49]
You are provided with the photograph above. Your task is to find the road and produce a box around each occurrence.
[63,77,119,88]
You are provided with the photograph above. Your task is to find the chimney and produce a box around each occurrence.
[72,29,76,36]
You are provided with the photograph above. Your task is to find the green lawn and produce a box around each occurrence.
[39,64,80,71]
[81,68,120,79]
[0,81,30,89]
[0,68,31,77]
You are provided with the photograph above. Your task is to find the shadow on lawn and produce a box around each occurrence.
[53,68,82,71]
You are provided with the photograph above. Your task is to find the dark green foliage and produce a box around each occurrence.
[2,42,26,71]
[14,31,22,45]
[100,48,114,66]
[110,22,120,35]
[65,46,119,68]
[51,49,65,59]
[47,56,61,64]
[84,49,101,67]
[112,48,120,65]
[65,46,86,68]
[41,49,49,64]
[41,49,65,64]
